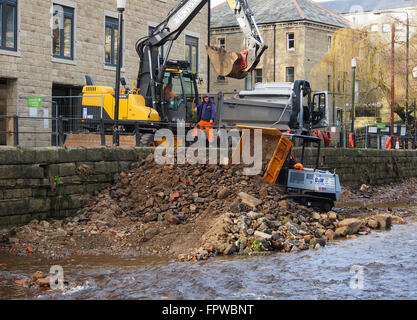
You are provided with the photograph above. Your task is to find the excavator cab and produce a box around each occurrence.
[159,63,201,124]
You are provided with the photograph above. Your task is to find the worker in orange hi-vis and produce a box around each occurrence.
[193,94,217,142]
[163,83,177,102]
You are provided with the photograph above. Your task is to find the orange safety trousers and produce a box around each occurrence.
[192,120,214,142]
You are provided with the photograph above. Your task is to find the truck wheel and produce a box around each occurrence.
[140,133,156,147]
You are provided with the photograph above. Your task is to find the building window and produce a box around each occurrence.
[383,24,391,33]
[148,26,164,58]
[286,67,294,83]
[328,36,332,51]
[254,69,262,83]
[287,33,295,50]
[370,24,378,32]
[396,23,404,32]
[52,4,74,59]
[218,38,225,49]
[105,17,119,66]
[185,35,198,73]
[0,0,17,51]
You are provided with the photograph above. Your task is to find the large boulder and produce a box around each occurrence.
[337,218,363,235]
[224,243,238,255]
[391,216,406,225]
[375,215,392,230]
[367,219,379,229]
[254,231,272,240]
[335,226,349,238]
[238,192,262,209]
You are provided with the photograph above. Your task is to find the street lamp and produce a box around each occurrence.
[113,0,126,146]
[375,10,410,148]
[350,58,357,148]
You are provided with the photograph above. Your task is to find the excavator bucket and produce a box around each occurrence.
[232,125,293,185]
[206,45,249,80]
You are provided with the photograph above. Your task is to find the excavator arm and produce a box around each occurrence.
[206,0,268,79]
[135,0,267,105]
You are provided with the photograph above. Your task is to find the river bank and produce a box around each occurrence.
[2,218,417,299]
[0,156,414,262]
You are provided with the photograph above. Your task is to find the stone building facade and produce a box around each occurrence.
[0,0,209,146]
[209,0,350,99]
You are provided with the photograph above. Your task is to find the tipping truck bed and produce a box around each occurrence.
[216,96,292,131]
[215,82,295,131]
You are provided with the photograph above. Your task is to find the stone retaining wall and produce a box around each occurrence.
[292,148,417,187]
[0,146,416,228]
[0,147,154,228]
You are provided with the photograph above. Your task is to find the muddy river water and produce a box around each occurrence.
[1,211,417,300]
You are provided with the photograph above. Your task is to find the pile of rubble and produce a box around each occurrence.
[0,155,408,261]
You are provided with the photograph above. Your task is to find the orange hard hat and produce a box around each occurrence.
[293,163,304,170]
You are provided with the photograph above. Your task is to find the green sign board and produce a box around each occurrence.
[27,97,43,108]
[377,123,386,129]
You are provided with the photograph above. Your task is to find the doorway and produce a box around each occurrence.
[52,84,83,145]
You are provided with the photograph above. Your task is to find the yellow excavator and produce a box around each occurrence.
[66,0,267,147]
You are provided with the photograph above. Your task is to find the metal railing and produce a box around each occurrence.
[1,94,417,150]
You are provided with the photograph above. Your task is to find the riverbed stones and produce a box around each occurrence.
[325,229,335,241]
[14,278,31,288]
[32,271,44,282]
[36,276,51,290]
